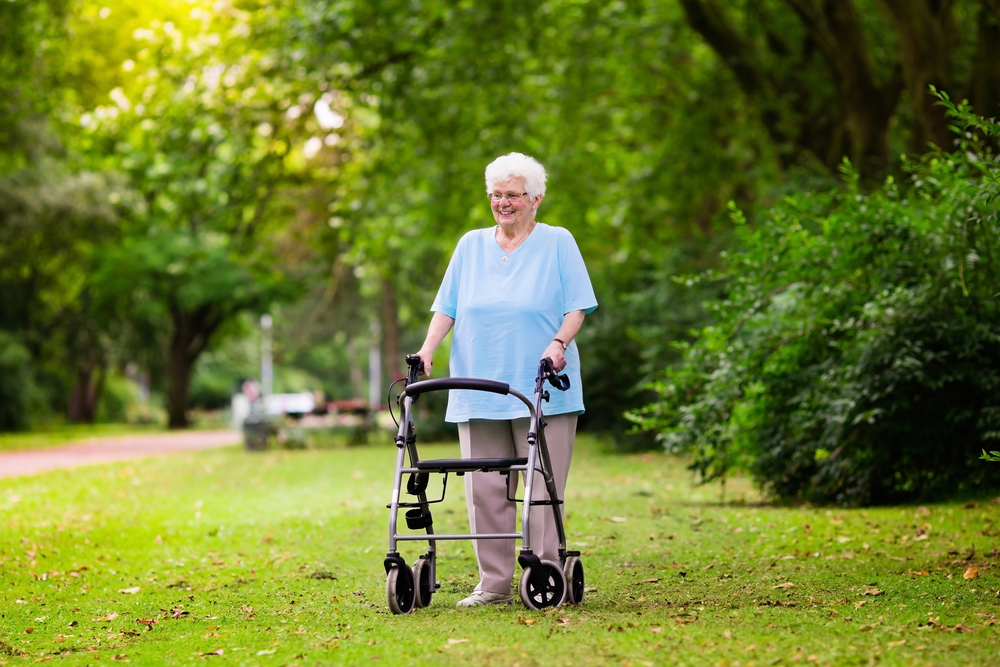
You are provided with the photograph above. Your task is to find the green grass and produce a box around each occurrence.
[2,436,999,666]
[0,424,172,453]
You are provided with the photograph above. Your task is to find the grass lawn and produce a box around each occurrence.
[0,425,172,454]
[2,435,999,666]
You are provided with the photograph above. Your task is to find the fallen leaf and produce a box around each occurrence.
[644,578,660,583]
[963,566,980,580]
[609,517,627,523]
[196,649,224,657]
[446,639,469,645]
[855,600,867,610]
[650,627,663,633]
[24,628,33,634]
[118,587,141,595]
[863,588,884,596]
[256,649,276,656]
[887,640,907,648]
[909,570,929,576]
[518,617,536,626]
[772,582,794,590]
[110,655,127,661]
[94,613,119,622]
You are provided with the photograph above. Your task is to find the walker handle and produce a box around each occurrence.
[539,357,571,392]
[405,354,424,384]
[401,377,510,398]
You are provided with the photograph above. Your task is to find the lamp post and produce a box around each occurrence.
[368,320,381,411]
[261,314,273,398]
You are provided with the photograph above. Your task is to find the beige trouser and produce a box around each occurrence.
[457,414,577,595]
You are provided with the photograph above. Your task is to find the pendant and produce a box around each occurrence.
[502,256,508,262]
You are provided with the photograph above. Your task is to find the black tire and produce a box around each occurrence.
[518,559,567,610]
[563,556,584,605]
[386,563,415,615]
[413,558,434,608]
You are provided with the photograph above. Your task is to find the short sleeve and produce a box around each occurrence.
[430,234,467,318]
[558,230,598,315]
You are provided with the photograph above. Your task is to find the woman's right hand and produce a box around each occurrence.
[416,350,434,377]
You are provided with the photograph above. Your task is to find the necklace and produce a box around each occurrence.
[497,222,535,261]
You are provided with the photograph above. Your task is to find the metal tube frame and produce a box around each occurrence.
[386,377,569,582]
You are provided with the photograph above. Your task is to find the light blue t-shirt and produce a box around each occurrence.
[431,222,598,422]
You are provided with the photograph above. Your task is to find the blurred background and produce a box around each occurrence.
[2,0,998,503]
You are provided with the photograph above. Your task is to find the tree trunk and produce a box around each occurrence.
[68,359,102,423]
[680,0,899,175]
[969,0,1000,120]
[380,275,402,381]
[165,304,224,429]
[166,346,193,429]
[876,0,957,152]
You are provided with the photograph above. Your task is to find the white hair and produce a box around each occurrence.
[484,152,547,198]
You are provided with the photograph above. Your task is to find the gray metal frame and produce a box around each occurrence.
[386,379,568,590]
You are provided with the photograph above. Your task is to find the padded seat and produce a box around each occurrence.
[415,458,527,472]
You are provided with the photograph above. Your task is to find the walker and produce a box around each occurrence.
[382,355,585,614]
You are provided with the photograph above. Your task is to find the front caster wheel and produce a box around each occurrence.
[518,559,567,610]
[413,558,434,608]
[563,556,584,605]
[386,563,415,615]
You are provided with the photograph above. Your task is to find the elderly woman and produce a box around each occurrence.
[415,152,598,607]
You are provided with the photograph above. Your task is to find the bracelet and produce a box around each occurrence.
[553,338,568,351]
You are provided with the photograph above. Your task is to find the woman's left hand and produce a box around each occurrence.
[543,340,567,372]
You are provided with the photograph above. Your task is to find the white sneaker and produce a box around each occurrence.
[456,590,513,607]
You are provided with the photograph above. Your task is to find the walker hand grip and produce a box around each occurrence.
[401,378,510,398]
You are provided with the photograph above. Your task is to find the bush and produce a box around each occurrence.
[0,332,42,431]
[632,96,1000,505]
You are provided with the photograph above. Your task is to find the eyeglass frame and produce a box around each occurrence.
[488,191,530,203]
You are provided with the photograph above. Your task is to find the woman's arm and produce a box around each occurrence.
[415,311,455,377]
[542,309,586,372]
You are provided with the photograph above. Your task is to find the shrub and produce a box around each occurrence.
[632,96,1000,505]
[0,332,41,431]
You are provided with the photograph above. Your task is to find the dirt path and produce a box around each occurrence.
[0,430,242,479]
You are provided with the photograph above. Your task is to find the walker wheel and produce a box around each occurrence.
[518,559,567,610]
[386,562,416,615]
[413,558,434,608]
[563,556,585,605]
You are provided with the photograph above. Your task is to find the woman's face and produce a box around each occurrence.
[490,176,541,229]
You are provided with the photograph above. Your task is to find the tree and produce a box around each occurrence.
[282,0,773,439]
[81,8,314,427]
[678,0,1000,174]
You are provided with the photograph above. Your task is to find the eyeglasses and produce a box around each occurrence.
[488,192,529,202]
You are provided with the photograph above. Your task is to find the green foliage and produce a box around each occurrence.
[579,242,722,450]
[633,96,1000,505]
[0,332,43,431]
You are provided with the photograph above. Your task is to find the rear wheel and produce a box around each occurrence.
[563,556,584,605]
[386,563,415,615]
[518,559,566,610]
[413,558,434,608]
